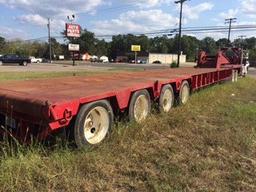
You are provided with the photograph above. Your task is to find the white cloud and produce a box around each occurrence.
[0,0,103,17]
[92,2,214,36]
[17,14,65,31]
[123,0,171,8]
[18,14,48,26]
[183,2,214,20]
[93,9,178,35]
[219,9,239,19]
[0,0,103,32]
[0,26,26,39]
[239,0,256,19]
[240,0,256,15]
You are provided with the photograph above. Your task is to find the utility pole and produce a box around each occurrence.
[175,0,189,68]
[225,18,237,45]
[238,35,246,48]
[238,35,246,66]
[47,18,52,63]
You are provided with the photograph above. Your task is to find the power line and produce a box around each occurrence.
[20,24,256,42]
[95,25,256,38]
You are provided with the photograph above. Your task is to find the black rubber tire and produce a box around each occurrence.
[159,84,175,113]
[74,100,114,148]
[179,80,190,105]
[128,89,151,122]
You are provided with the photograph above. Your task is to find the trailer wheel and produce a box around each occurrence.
[179,81,190,105]
[74,100,114,148]
[129,89,151,123]
[159,84,174,113]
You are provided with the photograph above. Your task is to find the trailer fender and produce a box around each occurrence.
[115,90,132,110]
[175,80,183,92]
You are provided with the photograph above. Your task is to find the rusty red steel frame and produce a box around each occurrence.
[0,66,240,141]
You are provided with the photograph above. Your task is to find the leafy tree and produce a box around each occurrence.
[245,37,256,49]
[149,36,169,53]
[216,38,230,48]
[200,37,217,54]
[2,28,256,63]
[69,29,97,54]
[95,39,109,56]
[181,35,200,61]
[110,35,125,59]
[0,36,6,53]
[249,48,256,61]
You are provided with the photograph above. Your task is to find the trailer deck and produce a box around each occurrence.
[0,67,230,103]
[0,65,241,143]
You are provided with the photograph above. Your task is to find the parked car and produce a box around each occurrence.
[90,55,99,62]
[0,54,31,66]
[99,56,109,63]
[58,55,65,60]
[30,56,43,63]
[153,60,162,64]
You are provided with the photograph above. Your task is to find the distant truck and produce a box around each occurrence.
[0,54,31,66]
[30,56,43,63]
[99,56,109,63]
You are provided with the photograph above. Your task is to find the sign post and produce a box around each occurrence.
[131,45,141,64]
[68,44,80,66]
[65,23,81,66]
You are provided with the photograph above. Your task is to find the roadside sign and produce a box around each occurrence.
[131,45,141,52]
[68,44,80,51]
[66,23,81,38]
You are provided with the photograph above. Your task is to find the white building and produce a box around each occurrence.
[149,53,186,64]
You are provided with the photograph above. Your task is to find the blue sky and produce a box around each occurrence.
[0,0,255,40]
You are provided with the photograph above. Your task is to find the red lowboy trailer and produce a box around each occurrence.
[0,48,242,147]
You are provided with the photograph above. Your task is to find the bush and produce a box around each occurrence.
[170,61,178,68]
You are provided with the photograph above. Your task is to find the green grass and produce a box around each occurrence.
[0,68,143,82]
[0,77,256,192]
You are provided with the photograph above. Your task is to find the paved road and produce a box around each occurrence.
[0,62,196,72]
[248,68,256,78]
[0,63,112,72]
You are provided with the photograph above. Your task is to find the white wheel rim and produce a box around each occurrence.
[162,89,173,112]
[83,106,110,145]
[134,95,149,122]
[181,85,190,104]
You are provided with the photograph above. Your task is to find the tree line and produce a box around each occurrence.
[0,29,256,62]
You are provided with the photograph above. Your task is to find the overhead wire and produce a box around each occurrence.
[21,24,256,42]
